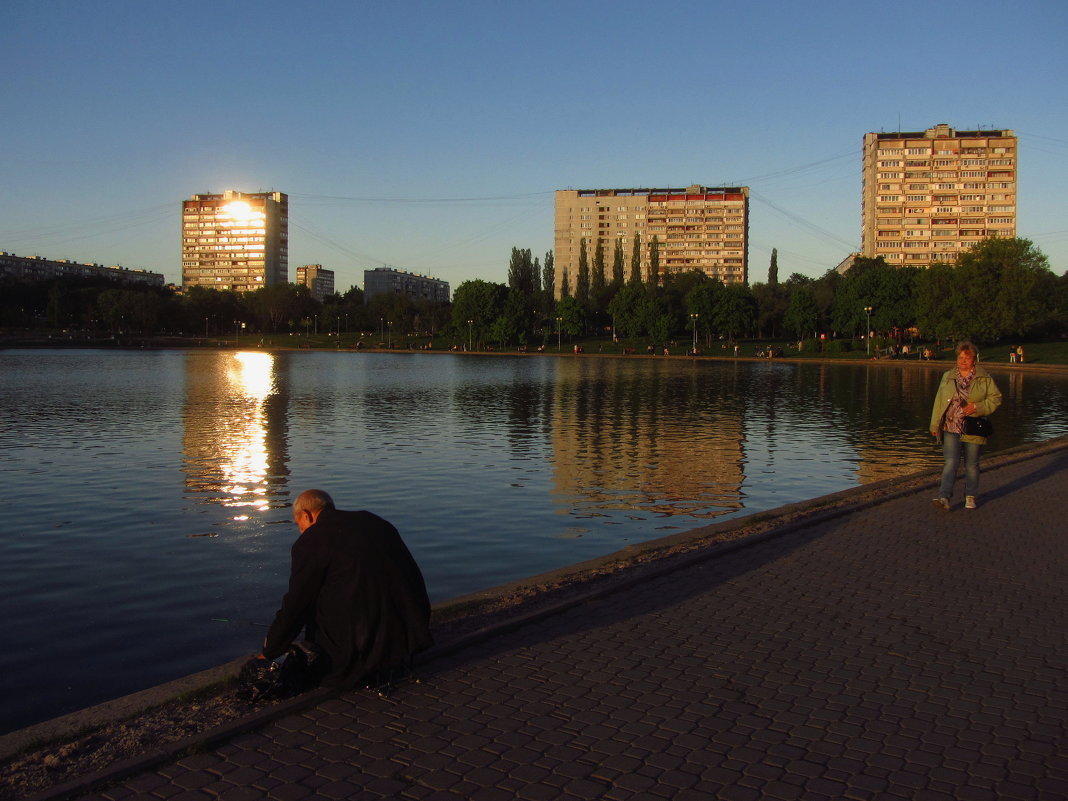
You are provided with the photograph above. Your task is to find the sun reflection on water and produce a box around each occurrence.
[183,351,283,514]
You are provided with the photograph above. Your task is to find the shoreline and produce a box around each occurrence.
[4,432,1067,796]
[3,336,1067,375]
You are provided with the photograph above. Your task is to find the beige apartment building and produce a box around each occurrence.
[554,185,749,298]
[182,190,289,292]
[861,124,1016,267]
[296,264,335,302]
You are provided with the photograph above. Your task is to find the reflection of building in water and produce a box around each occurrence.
[548,362,745,520]
[182,352,290,514]
[824,363,944,484]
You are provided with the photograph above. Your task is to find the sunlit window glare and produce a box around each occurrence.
[221,200,266,226]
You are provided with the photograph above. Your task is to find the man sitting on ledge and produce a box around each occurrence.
[261,489,433,688]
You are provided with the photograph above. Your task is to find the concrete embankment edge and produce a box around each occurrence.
[5,433,1068,772]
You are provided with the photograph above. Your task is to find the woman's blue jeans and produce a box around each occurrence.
[939,431,982,499]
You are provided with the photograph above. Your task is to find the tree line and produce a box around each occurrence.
[0,277,450,340]
[3,237,1064,348]
[450,237,1066,350]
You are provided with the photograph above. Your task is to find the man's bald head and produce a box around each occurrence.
[293,489,335,532]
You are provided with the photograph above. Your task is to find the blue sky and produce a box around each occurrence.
[3,0,1066,291]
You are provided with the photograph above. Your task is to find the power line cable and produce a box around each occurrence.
[749,190,859,252]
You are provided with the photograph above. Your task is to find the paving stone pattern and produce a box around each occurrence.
[79,449,1068,800]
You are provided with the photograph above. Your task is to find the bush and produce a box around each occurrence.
[823,339,852,354]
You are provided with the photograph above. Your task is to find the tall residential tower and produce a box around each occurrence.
[861,124,1016,267]
[181,190,289,292]
[554,185,749,297]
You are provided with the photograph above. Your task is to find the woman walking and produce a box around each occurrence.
[930,341,1002,510]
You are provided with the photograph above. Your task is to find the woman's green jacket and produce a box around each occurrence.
[929,365,1003,444]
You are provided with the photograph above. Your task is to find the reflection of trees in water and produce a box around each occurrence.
[552,360,747,519]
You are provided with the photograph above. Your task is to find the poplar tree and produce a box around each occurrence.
[542,251,555,312]
[769,248,779,286]
[648,236,661,286]
[630,232,642,285]
[591,238,606,298]
[576,239,590,307]
[612,238,625,288]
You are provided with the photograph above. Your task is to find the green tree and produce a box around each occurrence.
[783,284,819,339]
[629,232,642,286]
[648,236,660,285]
[768,248,779,287]
[555,295,585,339]
[576,239,590,308]
[751,282,787,339]
[714,283,757,341]
[686,279,727,345]
[952,237,1054,339]
[590,238,606,310]
[491,289,534,347]
[450,279,508,348]
[182,286,243,336]
[248,283,314,333]
[96,288,164,333]
[637,290,669,344]
[607,282,647,339]
[612,238,625,289]
[915,263,957,341]
[542,251,555,306]
[830,257,915,337]
[508,247,536,295]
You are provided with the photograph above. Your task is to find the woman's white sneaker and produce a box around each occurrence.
[965,496,977,509]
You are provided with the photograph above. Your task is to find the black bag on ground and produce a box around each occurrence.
[238,641,323,702]
[963,416,993,437]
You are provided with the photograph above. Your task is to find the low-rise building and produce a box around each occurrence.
[363,267,450,304]
[0,251,165,287]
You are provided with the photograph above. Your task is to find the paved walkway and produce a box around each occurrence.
[66,445,1068,800]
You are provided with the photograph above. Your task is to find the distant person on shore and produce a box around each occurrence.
[929,341,1002,511]
[260,489,433,687]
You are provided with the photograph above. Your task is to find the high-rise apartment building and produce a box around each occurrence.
[296,264,335,302]
[861,124,1016,266]
[181,190,288,292]
[554,185,749,297]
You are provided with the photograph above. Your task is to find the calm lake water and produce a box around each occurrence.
[2,348,1067,733]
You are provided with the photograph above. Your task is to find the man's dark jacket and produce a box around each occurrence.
[263,509,433,687]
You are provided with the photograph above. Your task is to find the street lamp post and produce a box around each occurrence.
[864,306,873,355]
[556,317,563,351]
[467,320,473,352]
[387,321,393,349]
[690,313,699,354]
